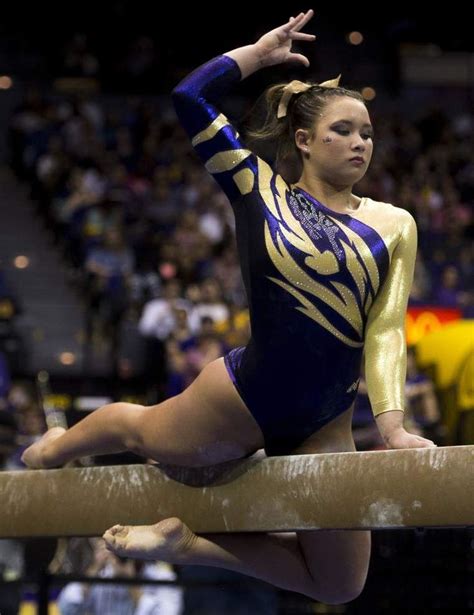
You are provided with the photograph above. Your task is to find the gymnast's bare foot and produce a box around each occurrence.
[102,517,198,563]
[21,427,66,469]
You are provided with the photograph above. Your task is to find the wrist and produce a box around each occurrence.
[224,45,266,79]
[374,410,404,438]
[252,42,271,68]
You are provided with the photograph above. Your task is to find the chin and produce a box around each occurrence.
[344,168,368,183]
[329,170,366,187]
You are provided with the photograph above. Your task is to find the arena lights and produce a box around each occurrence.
[361,86,376,101]
[59,352,76,366]
[0,75,13,90]
[13,255,29,269]
[347,31,364,46]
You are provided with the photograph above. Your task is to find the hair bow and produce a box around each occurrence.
[277,75,342,119]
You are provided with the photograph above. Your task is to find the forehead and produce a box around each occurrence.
[319,97,371,125]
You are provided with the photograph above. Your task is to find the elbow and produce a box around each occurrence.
[171,85,183,101]
[171,83,191,107]
[171,85,196,123]
[365,325,404,349]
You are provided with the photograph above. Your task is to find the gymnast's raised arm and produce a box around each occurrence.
[171,11,315,202]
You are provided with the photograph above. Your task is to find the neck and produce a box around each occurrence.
[295,176,360,213]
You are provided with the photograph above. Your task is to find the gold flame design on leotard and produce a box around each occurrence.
[256,157,381,348]
[192,114,381,349]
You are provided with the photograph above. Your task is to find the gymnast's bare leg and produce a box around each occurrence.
[102,436,372,605]
[21,365,366,603]
[21,357,264,469]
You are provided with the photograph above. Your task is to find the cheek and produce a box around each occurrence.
[320,136,346,154]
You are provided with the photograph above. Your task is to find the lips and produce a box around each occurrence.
[349,156,365,163]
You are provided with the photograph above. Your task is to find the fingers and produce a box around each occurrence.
[290,9,314,32]
[287,53,311,68]
[415,435,437,447]
[283,9,314,34]
[417,440,437,448]
[388,434,438,449]
[289,31,317,42]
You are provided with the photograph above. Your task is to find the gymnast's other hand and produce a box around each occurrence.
[383,427,437,450]
[254,9,316,69]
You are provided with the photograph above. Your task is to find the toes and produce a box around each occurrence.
[103,525,122,540]
[106,524,130,538]
[102,530,116,546]
[104,538,126,555]
[103,539,114,553]
[103,524,132,556]
[103,531,125,554]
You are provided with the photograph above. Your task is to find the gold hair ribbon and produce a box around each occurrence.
[277,80,312,119]
[277,75,342,119]
[319,75,341,88]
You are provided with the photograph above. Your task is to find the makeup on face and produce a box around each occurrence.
[328,119,374,140]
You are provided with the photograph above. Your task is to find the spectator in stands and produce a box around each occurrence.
[405,346,445,443]
[85,227,134,366]
[432,265,469,309]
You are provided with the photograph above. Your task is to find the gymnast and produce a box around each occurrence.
[22,10,437,604]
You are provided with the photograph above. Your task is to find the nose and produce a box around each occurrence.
[352,136,366,152]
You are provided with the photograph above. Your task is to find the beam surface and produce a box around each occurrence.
[1,445,473,537]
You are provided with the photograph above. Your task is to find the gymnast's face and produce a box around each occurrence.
[296,96,374,186]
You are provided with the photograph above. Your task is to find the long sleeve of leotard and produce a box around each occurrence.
[364,210,418,416]
[171,55,259,203]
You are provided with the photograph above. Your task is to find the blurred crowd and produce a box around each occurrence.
[0,51,472,613]
[4,82,473,392]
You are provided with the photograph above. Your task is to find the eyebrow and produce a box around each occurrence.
[331,119,374,130]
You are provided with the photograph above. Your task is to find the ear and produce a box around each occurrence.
[294,128,311,155]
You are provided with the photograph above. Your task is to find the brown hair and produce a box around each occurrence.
[245,83,366,183]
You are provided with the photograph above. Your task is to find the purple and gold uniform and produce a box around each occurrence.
[172,56,417,455]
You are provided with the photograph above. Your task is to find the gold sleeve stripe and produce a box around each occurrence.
[233,168,255,195]
[205,149,253,174]
[191,113,230,146]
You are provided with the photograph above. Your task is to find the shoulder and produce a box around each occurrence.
[365,198,416,235]
[394,207,417,241]
[364,198,413,219]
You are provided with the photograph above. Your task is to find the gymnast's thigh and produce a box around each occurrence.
[293,432,371,603]
[140,357,264,466]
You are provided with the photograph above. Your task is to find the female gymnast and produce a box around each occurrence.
[22,10,437,604]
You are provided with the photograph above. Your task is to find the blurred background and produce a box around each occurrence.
[0,3,472,614]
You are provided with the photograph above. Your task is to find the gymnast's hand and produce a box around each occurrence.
[375,410,437,449]
[383,427,437,450]
[254,9,316,69]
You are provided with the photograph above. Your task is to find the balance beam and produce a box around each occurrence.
[1,445,472,537]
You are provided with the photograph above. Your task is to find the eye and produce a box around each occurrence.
[332,127,374,140]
